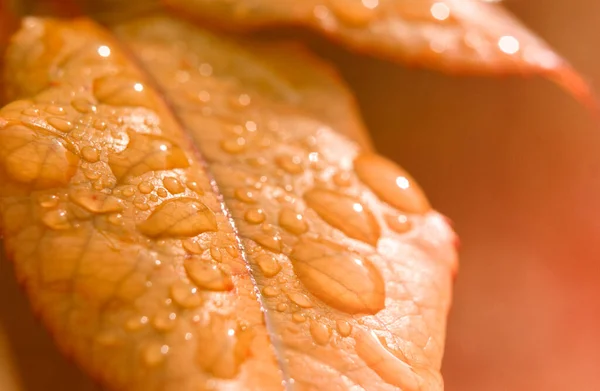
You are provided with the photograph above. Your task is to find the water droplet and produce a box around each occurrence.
[94,76,154,108]
[138,181,154,194]
[171,280,203,308]
[71,98,96,113]
[46,117,73,134]
[290,238,385,315]
[336,320,352,337]
[234,187,258,203]
[69,189,124,214]
[276,303,288,312]
[354,154,430,214]
[262,286,280,297]
[254,253,281,278]
[137,198,217,238]
[41,209,71,230]
[220,136,247,154]
[126,315,149,331]
[309,319,331,345]
[0,127,79,189]
[38,194,59,208]
[142,342,168,367]
[244,208,265,224]
[109,133,189,181]
[81,146,99,162]
[332,171,352,187]
[330,0,379,26]
[163,177,185,194]
[195,315,253,379]
[184,257,233,291]
[292,313,306,323]
[121,186,135,197]
[249,227,282,253]
[278,207,308,235]
[498,35,520,55]
[152,310,178,331]
[45,105,65,116]
[22,108,39,116]
[275,155,304,174]
[133,196,149,211]
[287,292,313,308]
[304,188,380,246]
[385,213,412,234]
[354,329,422,389]
[156,188,168,198]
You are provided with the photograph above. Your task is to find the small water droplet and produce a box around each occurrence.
[142,342,169,367]
[46,117,73,133]
[244,208,265,224]
[309,319,331,345]
[234,187,258,203]
[304,188,380,246]
[41,209,71,230]
[69,188,124,214]
[290,238,385,315]
[45,105,65,116]
[275,155,304,174]
[182,239,203,254]
[163,177,185,194]
[262,286,280,297]
[385,213,412,234]
[184,257,233,291]
[287,292,313,308]
[121,186,135,197]
[276,303,288,312]
[81,146,99,162]
[171,280,203,308]
[336,320,352,337]
[330,0,379,26]
[138,181,154,194]
[332,171,352,187]
[38,194,59,208]
[152,310,178,331]
[354,329,422,389]
[133,196,149,211]
[156,188,168,198]
[254,253,281,278]
[220,136,247,154]
[94,76,154,108]
[278,207,308,235]
[249,228,282,253]
[22,108,39,116]
[292,313,306,323]
[195,315,253,378]
[71,98,96,113]
[125,315,149,331]
[354,154,430,214]
[137,198,217,238]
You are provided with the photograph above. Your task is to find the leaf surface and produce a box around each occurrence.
[0,16,456,391]
[163,0,594,103]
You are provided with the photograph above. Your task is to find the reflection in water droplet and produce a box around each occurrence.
[137,198,217,238]
[163,177,185,194]
[498,35,520,55]
[354,154,430,214]
[69,189,124,214]
[287,292,313,308]
[354,329,422,389]
[254,253,281,278]
[304,188,380,246]
[336,320,352,337]
[290,238,385,315]
[278,208,308,235]
[184,257,233,291]
[195,315,253,379]
[109,133,190,181]
[142,342,168,367]
[310,319,331,345]
[244,207,265,224]
[42,209,71,230]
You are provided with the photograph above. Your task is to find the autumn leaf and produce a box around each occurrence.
[0,1,591,391]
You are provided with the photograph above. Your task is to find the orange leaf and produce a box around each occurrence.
[0,16,457,391]
[163,0,595,106]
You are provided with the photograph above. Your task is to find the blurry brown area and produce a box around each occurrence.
[1,0,600,390]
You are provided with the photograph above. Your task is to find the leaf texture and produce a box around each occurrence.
[163,0,594,103]
[0,16,457,391]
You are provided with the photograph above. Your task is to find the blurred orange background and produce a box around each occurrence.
[2,1,600,390]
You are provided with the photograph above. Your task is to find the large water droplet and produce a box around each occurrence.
[41,209,71,230]
[46,117,73,133]
[278,207,308,235]
[108,133,189,181]
[163,177,185,194]
[195,315,253,378]
[244,207,265,224]
[254,253,281,278]
[336,320,352,337]
[304,188,380,246]
[69,188,124,214]
[137,198,217,238]
[81,146,100,163]
[354,329,422,389]
[290,238,385,315]
[184,257,233,291]
[354,154,430,214]
[309,319,331,346]
[287,292,313,308]
[94,75,154,108]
